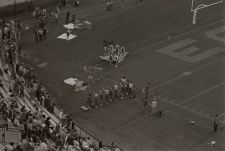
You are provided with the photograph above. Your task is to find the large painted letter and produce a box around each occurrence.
[205,26,225,43]
[156,38,223,63]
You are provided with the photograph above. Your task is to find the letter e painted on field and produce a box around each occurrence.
[205,26,225,43]
[156,38,223,63]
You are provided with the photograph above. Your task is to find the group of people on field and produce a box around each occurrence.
[85,72,162,118]
[33,6,61,42]
[142,83,161,117]
[33,7,49,42]
[100,40,128,67]
[86,76,135,109]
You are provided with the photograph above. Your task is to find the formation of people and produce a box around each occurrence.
[100,40,128,67]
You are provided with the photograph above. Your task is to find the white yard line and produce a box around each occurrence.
[218,112,225,118]
[178,82,225,105]
[132,18,225,54]
[83,18,225,123]
[84,18,225,72]
[84,65,215,122]
[156,96,213,120]
[85,54,225,93]
[151,56,225,91]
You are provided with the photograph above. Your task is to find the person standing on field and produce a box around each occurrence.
[213,114,219,132]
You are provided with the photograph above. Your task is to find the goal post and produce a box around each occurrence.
[191,0,224,24]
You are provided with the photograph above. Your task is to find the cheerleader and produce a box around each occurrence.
[113,53,119,67]
[66,29,71,41]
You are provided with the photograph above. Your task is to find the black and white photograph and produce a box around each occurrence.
[0,0,225,151]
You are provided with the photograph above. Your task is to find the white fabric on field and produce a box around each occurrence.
[81,106,89,111]
[57,33,77,40]
[64,78,78,86]
[99,55,110,61]
[64,78,87,91]
[63,23,76,29]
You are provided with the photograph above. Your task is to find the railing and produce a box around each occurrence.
[0,124,7,143]
[53,106,101,147]
[0,124,21,143]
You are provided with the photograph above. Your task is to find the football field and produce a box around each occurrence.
[20,0,225,150]
[82,18,225,151]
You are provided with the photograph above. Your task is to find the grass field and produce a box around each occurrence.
[19,0,225,150]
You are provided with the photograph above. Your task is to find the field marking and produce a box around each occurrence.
[84,64,225,128]
[218,112,225,118]
[150,56,225,91]
[165,110,212,129]
[165,110,177,116]
[83,19,225,72]
[178,81,225,105]
[84,67,119,84]
[156,37,224,63]
[84,65,217,122]
[132,18,225,55]
[83,19,225,124]
[86,56,225,93]
[156,96,213,120]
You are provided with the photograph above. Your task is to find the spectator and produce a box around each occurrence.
[213,114,219,132]
[87,93,92,109]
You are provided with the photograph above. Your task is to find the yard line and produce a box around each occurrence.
[85,65,215,122]
[85,67,119,84]
[149,75,183,91]
[85,56,225,93]
[156,96,213,120]
[150,56,225,91]
[84,61,217,124]
[85,19,225,73]
[218,112,225,118]
[178,81,225,105]
[132,18,225,54]
[191,57,225,73]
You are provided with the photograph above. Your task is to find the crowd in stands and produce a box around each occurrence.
[0,8,122,151]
